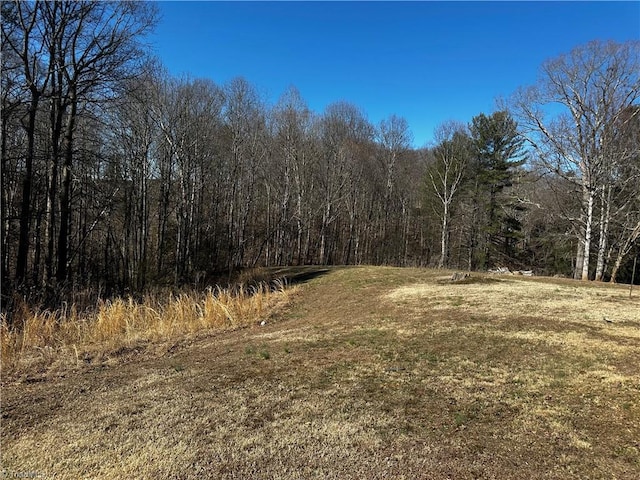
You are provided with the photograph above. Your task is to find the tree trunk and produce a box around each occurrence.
[1,105,10,284]
[320,200,331,265]
[581,187,595,281]
[402,199,410,266]
[574,233,585,280]
[595,185,611,281]
[44,89,64,285]
[439,201,449,269]
[56,90,78,283]
[16,90,40,283]
[610,220,640,283]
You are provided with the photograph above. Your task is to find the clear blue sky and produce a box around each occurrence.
[149,1,640,147]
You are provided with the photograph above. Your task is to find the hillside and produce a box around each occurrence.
[2,266,639,479]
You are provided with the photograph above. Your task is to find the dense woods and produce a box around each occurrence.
[2,1,639,316]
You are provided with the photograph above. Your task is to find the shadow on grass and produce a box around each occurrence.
[269,266,333,287]
[438,275,506,286]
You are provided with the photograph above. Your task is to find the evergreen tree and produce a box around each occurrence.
[469,111,527,268]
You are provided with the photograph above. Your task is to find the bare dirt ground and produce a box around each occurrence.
[2,266,639,479]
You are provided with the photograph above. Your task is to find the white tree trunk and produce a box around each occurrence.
[610,220,640,283]
[581,189,595,280]
[595,185,611,281]
[439,202,449,269]
[574,233,584,280]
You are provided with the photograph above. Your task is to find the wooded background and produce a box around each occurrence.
[2,2,639,310]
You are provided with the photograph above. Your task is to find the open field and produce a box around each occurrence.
[2,266,639,479]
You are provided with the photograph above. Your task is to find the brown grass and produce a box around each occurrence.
[1,280,294,376]
[1,267,639,479]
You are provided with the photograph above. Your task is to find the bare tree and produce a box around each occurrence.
[608,106,640,282]
[512,40,640,280]
[1,0,157,290]
[377,115,413,263]
[108,72,162,289]
[269,87,314,265]
[317,102,373,264]
[426,121,470,268]
[52,1,157,282]
[0,3,28,286]
[223,77,268,271]
[1,1,50,284]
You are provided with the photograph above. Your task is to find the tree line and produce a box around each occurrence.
[2,1,639,312]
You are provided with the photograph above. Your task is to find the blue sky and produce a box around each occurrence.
[149,1,640,147]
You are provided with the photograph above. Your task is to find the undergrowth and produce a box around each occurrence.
[0,279,294,375]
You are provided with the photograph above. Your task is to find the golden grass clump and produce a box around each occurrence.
[0,280,293,375]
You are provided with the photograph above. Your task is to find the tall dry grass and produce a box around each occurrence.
[1,280,294,375]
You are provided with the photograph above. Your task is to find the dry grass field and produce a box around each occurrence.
[2,266,639,479]
[1,280,293,375]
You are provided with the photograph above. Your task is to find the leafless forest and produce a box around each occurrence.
[2,2,639,315]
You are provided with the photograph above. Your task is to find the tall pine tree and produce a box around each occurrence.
[469,111,527,269]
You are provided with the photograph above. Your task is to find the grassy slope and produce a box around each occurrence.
[2,266,639,479]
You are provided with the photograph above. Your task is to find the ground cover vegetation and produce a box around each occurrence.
[1,4,639,474]
[1,274,294,375]
[2,266,639,478]
[2,1,639,324]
